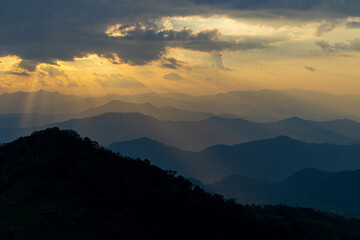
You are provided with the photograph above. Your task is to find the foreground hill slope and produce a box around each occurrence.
[1,128,360,239]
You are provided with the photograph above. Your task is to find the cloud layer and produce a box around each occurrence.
[191,0,360,16]
[2,0,359,71]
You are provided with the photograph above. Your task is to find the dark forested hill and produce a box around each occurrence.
[1,128,360,239]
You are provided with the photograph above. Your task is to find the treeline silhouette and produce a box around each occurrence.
[0,128,360,239]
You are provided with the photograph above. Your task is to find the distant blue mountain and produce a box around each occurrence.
[79,100,229,121]
[108,135,360,182]
[30,113,360,148]
[3,88,360,121]
[1,113,360,151]
[208,168,360,217]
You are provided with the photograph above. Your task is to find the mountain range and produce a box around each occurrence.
[2,113,360,151]
[0,100,227,128]
[208,168,360,217]
[109,136,360,182]
[77,100,237,121]
[1,128,360,239]
[3,89,360,122]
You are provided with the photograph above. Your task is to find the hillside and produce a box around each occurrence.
[1,128,360,239]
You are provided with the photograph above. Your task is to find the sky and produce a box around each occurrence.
[1,0,360,96]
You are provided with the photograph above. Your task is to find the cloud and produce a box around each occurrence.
[42,66,68,79]
[316,39,360,53]
[108,24,274,53]
[163,73,184,81]
[210,53,232,71]
[304,66,316,72]
[190,0,360,16]
[38,80,49,87]
[315,20,340,37]
[0,0,291,69]
[315,40,334,52]
[18,60,38,72]
[347,21,360,29]
[107,23,221,42]
[67,81,80,87]
[160,57,184,69]
[95,73,145,88]
[2,71,30,76]
[0,0,184,66]
[177,33,279,52]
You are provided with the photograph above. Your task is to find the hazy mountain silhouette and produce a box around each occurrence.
[4,89,360,121]
[78,99,233,121]
[187,89,360,121]
[209,168,360,217]
[0,90,122,114]
[1,113,360,151]
[0,113,71,128]
[2,128,360,239]
[207,175,272,204]
[0,90,82,113]
[109,136,360,183]
[0,98,230,128]
[108,89,360,121]
[44,114,360,150]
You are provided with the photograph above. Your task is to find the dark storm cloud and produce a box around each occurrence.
[114,25,220,42]
[0,0,272,68]
[0,0,278,68]
[1,0,359,68]
[0,0,194,66]
[112,25,277,52]
[191,0,360,16]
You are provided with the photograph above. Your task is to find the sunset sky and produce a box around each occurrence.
[1,0,360,96]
